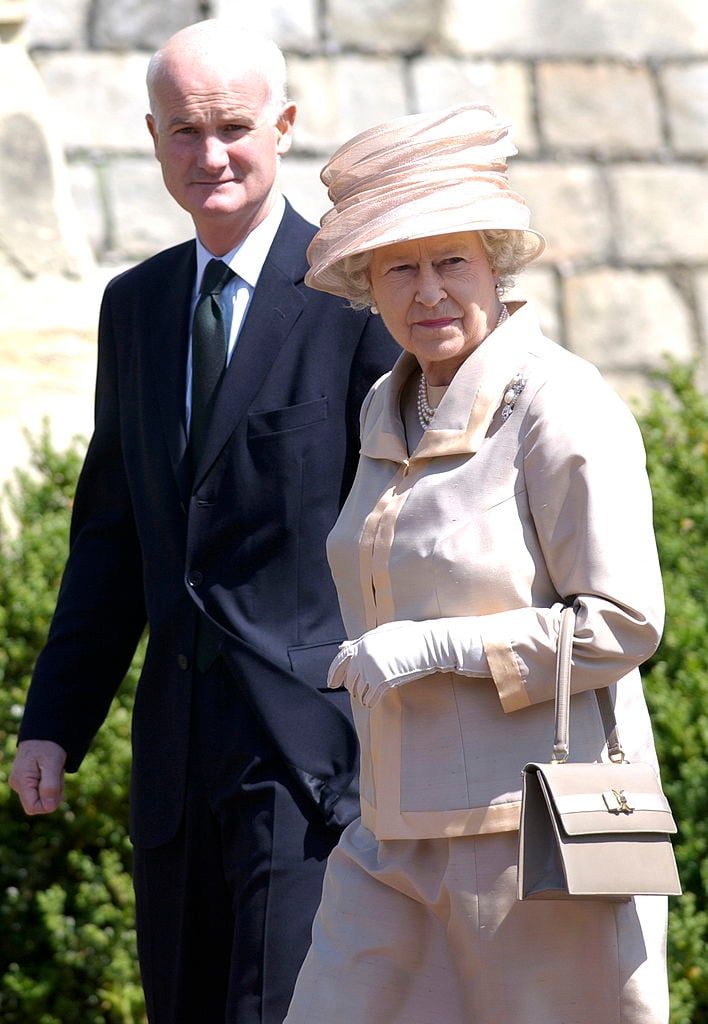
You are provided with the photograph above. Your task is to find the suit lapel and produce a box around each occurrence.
[192,204,314,487]
[144,242,196,500]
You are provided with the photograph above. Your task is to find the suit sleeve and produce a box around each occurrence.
[479,360,664,713]
[18,284,147,770]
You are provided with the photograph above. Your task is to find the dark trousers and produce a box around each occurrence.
[133,658,340,1024]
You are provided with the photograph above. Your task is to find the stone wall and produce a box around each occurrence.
[1,0,707,480]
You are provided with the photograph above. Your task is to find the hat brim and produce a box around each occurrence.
[306,192,546,299]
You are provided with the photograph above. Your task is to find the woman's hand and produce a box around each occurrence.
[327,617,487,708]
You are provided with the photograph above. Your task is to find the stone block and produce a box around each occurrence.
[287,55,407,154]
[410,59,536,153]
[538,63,662,154]
[66,159,106,259]
[506,267,560,344]
[0,0,27,33]
[107,156,193,261]
[610,165,708,262]
[92,0,199,50]
[26,0,90,49]
[279,157,330,228]
[694,268,708,375]
[510,163,613,267]
[0,259,114,485]
[0,266,103,333]
[441,0,708,59]
[0,108,80,277]
[564,269,694,371]
[661,61,708,154]
[33,52,152,153]
[327,0,440,52]
[213,0,319,51]
[0,43,93,279]
[0,316,97,487]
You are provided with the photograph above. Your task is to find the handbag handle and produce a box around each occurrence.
[552,605,624,764]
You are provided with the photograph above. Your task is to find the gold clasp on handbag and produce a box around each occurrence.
[603,788,634,814]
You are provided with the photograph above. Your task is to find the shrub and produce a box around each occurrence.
[637,361,708,1024]
[0,424,146,1024]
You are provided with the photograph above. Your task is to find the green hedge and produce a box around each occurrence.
[0,360,706,1022]
[0,428,145,1023]
[638,362,708,1024]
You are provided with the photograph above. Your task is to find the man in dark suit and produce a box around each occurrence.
[9,19,397,1024]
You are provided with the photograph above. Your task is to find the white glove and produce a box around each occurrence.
[327,617,488,709]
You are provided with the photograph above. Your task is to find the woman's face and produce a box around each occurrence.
[368,231,501,385]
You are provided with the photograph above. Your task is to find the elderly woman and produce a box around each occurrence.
[284,105,670,1024]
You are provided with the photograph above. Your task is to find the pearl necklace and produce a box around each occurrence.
[417,303,509,430]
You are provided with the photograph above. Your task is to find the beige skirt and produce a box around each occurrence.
[285,821,669,1024]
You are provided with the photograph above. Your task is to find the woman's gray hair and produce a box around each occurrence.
[340,229,539,311]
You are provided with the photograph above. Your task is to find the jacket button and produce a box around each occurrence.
[187,570,203,587]
[177,654,190,671]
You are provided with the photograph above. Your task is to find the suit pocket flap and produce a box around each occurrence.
[248,398,328,437]
[288,640,342,691]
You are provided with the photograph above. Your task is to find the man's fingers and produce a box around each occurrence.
[9,740,67,815]
[36,766,64,813]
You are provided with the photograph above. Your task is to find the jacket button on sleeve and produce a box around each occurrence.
[186,570,203,587]
[177,654,190,671]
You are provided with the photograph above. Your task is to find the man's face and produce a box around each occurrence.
[146,61,295,250]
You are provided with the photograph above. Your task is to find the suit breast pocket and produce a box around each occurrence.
[247,397,328,439]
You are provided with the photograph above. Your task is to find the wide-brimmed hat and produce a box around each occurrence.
[305,104,545,299]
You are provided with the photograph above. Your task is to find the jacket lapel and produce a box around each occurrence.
[192,204,313,487]
[144,241,196,501]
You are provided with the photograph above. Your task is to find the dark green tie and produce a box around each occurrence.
[190,259,234,672]
[190,258,235,464]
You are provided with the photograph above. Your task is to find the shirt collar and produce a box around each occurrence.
[194,194,286,290]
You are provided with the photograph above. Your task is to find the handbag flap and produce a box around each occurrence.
[524,761,678,837]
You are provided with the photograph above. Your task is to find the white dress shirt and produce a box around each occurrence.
[186,194,286,426]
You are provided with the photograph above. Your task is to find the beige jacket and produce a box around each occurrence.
[327,301,664,840]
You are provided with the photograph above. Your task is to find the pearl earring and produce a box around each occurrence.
[495,282,505,298]
[371,304,379,315]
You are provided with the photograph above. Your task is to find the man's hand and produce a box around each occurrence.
[9,739,67,814]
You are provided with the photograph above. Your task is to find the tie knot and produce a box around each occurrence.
[200,259,235,296]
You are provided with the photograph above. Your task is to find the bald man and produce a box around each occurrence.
[10,20,397,1024]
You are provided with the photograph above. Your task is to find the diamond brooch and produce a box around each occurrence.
[501,373,526,421]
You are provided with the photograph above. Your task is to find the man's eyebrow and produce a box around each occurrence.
[165,115,197,128]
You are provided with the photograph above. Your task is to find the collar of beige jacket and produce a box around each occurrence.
[361,300,540,462]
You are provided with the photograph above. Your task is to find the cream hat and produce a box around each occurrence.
[305,104,545,299]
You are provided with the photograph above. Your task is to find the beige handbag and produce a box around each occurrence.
[518,606,682,901]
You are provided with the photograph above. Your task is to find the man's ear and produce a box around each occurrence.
[275,102,297,156]
[146,113,159,156]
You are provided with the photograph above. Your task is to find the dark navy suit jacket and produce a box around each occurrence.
[20,202,399,847]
